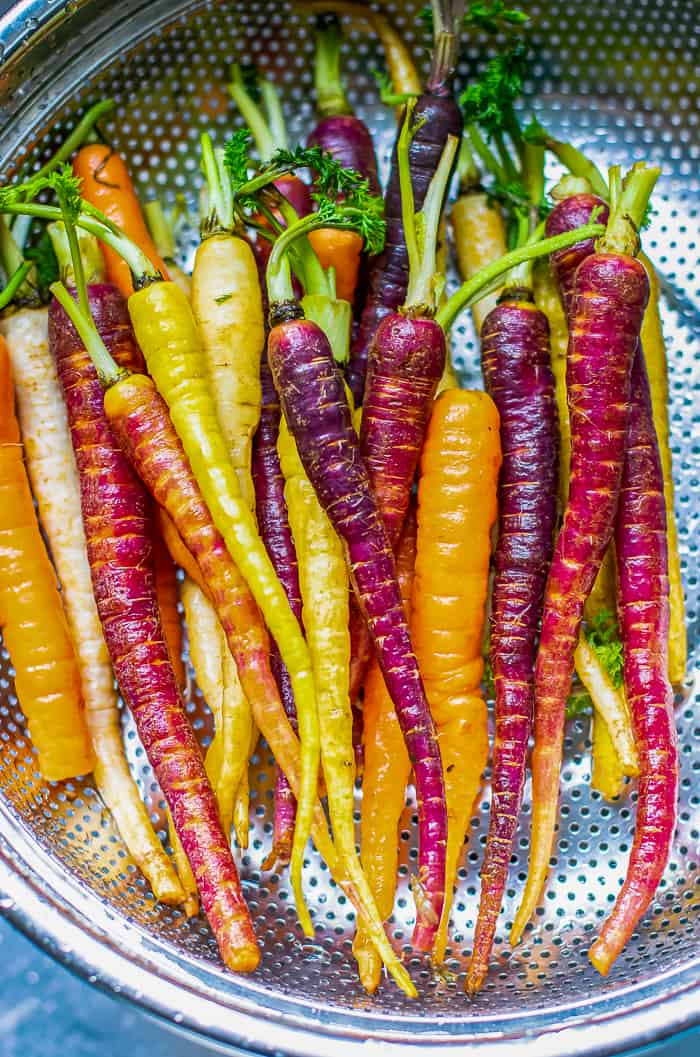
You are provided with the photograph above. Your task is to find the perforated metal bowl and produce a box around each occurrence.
[0,1,698,1053]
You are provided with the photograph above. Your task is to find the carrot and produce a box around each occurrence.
[152,527,186,693]
[0,295,181,901]
[157,507,207,594]
[412,389,499,960]
[181,576,252,843]
[0,336,94,782]
[590,708,626,801]
[347,2,463,404]
[191,136,265,511]
[72,144,169,297]
[48,220,258,969]
[143,199,192,299]
[589,347,678,974]
[511,164,660,945]
[467,295,558,993]
[278,377,414,997]
[252,351,302,868]
[639,252,686,685]
[353,506,415,994]
[451,139,508,335]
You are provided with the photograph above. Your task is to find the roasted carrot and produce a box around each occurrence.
[353,505,415,994]
[412,389,499,960]
[0,336,93,782]
[72,144,168,297]
[511,164,659,945]
[589,347,678,974]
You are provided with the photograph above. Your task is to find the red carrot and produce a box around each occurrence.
[49,282,259,971]
[467,295,558,992]
[588,350,678,975]
[546,193,609,314]
[511,164,659,944]
[252,351,302,867]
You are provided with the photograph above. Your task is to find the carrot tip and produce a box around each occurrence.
[222,944,262,974]
[182,895,200,919]
[588,941,613,977]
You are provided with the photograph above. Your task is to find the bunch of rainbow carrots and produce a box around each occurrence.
[0,0,684,997]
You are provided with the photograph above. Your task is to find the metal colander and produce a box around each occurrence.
[0,1,698,1053]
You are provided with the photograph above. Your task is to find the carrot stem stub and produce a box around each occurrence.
[267,308,447,950]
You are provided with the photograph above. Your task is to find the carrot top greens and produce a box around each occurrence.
[314,13,352,118]
[228,63,289,160]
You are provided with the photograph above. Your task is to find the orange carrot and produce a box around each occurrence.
[72,145,168,297]
[353,504,415,994]
[152,526,186,692]
[0,336,93,781]
[411,389,500,960]
[307,227,363,304]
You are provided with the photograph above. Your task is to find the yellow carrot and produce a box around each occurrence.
[591,710,627,801]
[191,233,264,511]
[452,191,508,335]
[639,251,686,685]
[411,390,500,961]
[278,414,416,998]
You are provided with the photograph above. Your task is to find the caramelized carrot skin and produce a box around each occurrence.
[72,144,169,297]
[49,289,259,972]
[589,348,678,975]
[467,300,558,993]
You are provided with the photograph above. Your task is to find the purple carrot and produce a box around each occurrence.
[267,303,447,950]
[346,7,463,404]
[49,283,259,972]
[511,164,659,945]
[589,347,678,975]
[252,351,303,867]
[307,14,380,194]
[546,192,610,313]
[466,296,558,993]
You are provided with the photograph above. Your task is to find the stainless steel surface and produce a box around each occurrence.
[0,1,698,1054]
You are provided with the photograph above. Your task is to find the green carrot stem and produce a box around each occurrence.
[435,220,607,332]
[314,14,352,117]
[261,80,289,152]
[494,130,517,183]
[598,162,660,256]
[11,98,115,250]
[143,200,176,260]
[47,222,105,286]
[548,138,608,200]
[200,133,234,235]
[608,165,622,216]
[267,212,336,303]
[0,202,159,283]
[50,281,124,388]
[0,262,32,309]
[397,100,421,295]
[302,292,352,365]
[277,199,333,298]
[468,125,507,186]
[426,0,463,93]
[404,133,459,313]
[456,135,481,192]
[228,65,276,160]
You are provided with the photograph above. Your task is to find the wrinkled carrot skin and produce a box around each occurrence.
[512,253,650,944]
[268,312,447,949]
[546,194,609,316]
[152,527,186,691]
[252,353,302,867]
[361,314,446,551]
[467,299,558,993]
[411,390,498,958]
[353,506,415,994]
[72,145,169,297]
[49,295,258,971]
[0,340,93,782]
[589,349,678,975]
[103,373,338,874]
